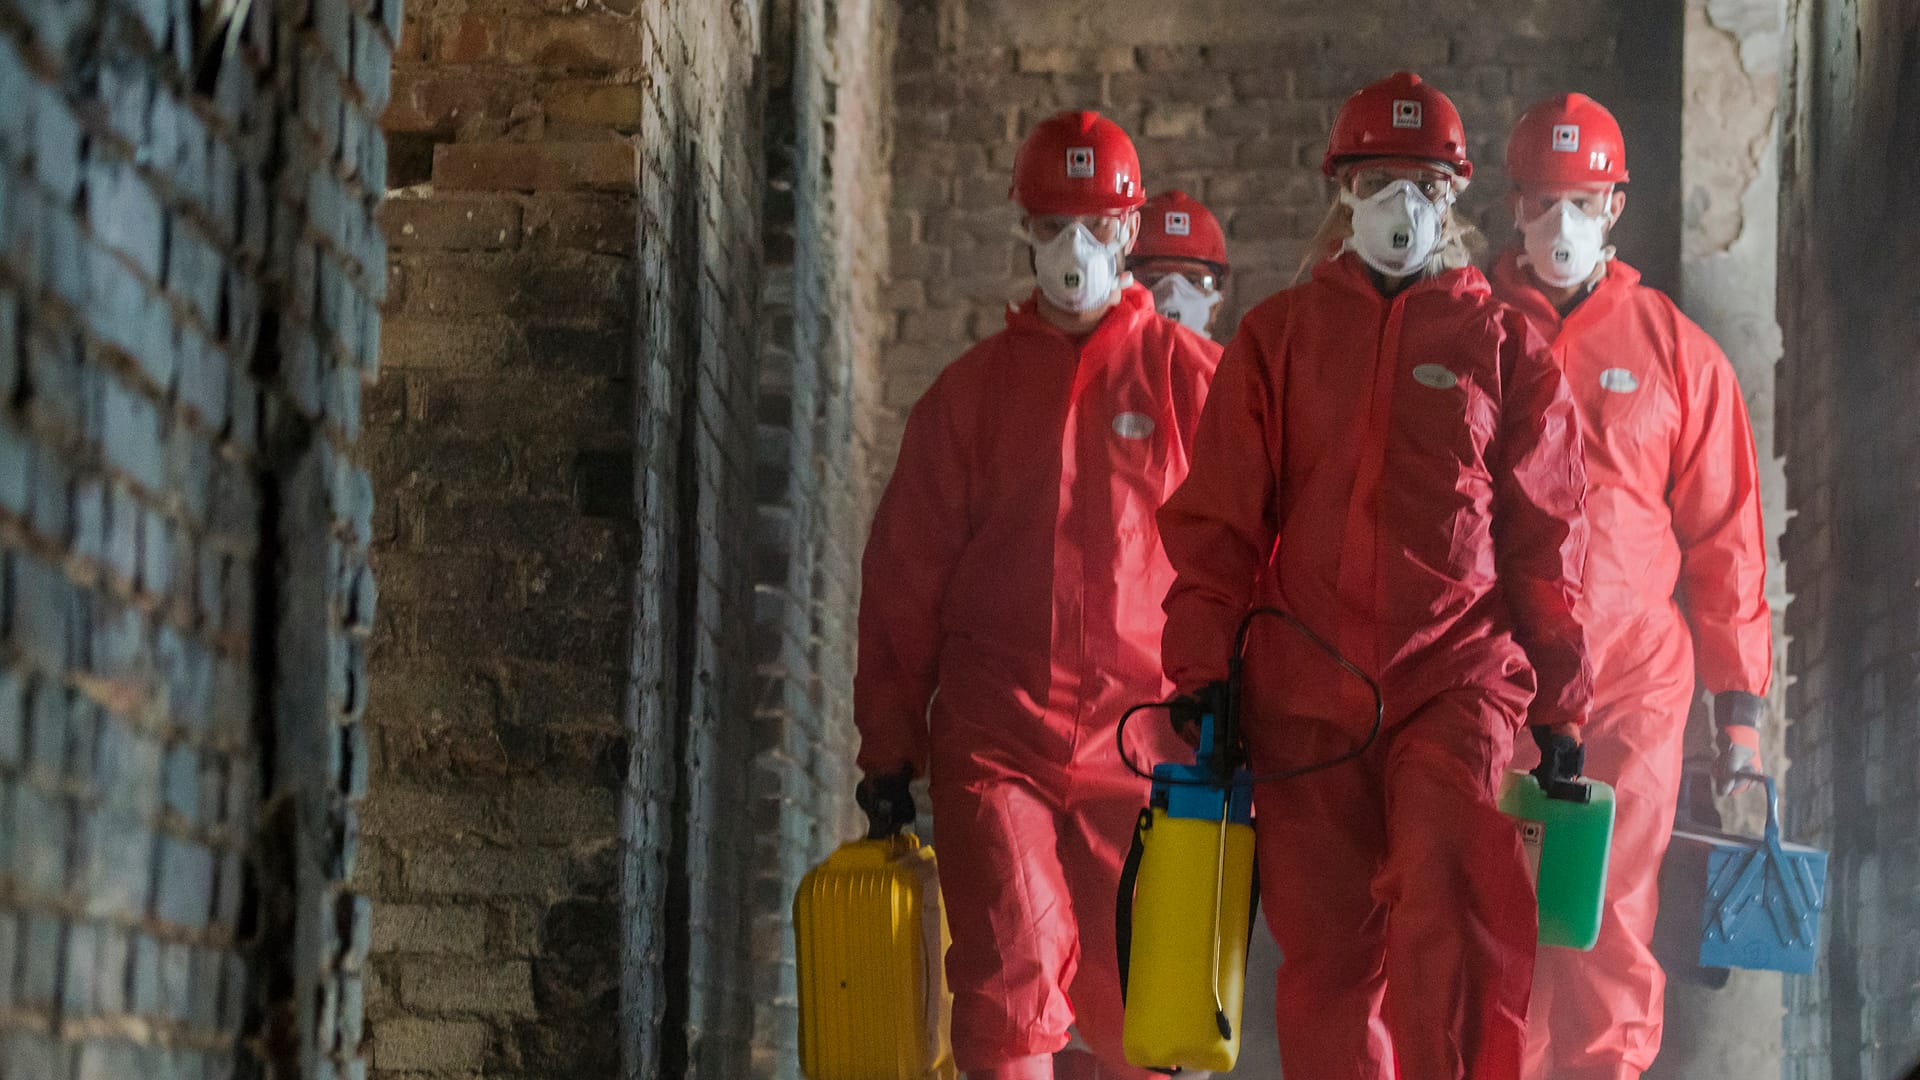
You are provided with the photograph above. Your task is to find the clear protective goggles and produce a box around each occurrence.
[1518,186,1616,223]
[1025,212,1131,246]
[1346,164,1457,204]
[1129,259,1218,292]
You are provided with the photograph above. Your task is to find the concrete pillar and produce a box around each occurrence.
[1651,0,1789,1076]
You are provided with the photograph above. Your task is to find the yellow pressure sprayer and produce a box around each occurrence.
[1115,608,1383,1073]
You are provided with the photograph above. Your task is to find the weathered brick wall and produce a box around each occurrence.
[369,0,888,1076]
[0,0,388,1076]
[1776,0,1920,1076]
[624,2,768,1074]
[882,0,1682,466]
[369,0,874,1075]
[1651,0,1792,1073]
[750,0,894,1075]
[366,0,640,1076]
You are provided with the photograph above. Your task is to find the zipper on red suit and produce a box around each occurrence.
[1059,311,1137,780]
[1333,288,1412,723]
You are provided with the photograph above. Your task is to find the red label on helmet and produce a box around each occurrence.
[1553,124,1581,152]
[1165,211,1191,236]
[1067,147,1095,178]
[1392,100,1423,129]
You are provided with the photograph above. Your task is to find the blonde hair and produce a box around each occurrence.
[1292,177,1485,285]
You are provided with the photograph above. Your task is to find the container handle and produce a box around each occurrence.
[1541,777,1593,804]
[1734,770,1781,848]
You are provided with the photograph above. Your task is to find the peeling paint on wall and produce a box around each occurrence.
[1657,0,1790,1074]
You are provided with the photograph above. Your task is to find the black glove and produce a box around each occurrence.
[1714,690,1765,730]
[1167,695,1205,749]
[1530,724,1585,790]
[1167,680,1231,749]
[855,768,916,839]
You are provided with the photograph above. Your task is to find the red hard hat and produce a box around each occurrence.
[1506,93,1630,186]
[1010,110,1146,215]
[1132,190,1229,270]
[1322,72,1472,179]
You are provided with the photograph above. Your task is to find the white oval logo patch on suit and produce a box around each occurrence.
[1599,368,1640,393]
[1412,364,1459,390]
[1112,412,1155,440]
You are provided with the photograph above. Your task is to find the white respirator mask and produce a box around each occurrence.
[1030,221,1128,314]
[1520,198,1614,288]
[1340,180,1452,278]
[1151,275,1223,338]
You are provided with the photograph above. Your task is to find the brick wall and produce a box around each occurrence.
[624,4,768,1077]
[0,0,388,1076]
[882,0,1682,465]
[750,0,894,1076]
[366,0,641,1076]
[1776,0,1920,1076]
[369,1,887,1078]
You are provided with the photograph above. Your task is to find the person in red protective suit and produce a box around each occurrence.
[1492,93,1773,1080]
[852,110,1222,1080]
[1128,190,1231,339]
[1157,72,1596,1080]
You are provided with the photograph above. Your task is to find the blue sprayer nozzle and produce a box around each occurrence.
[1153,713,1255,825]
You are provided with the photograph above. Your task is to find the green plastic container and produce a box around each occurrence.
[1498,770,1616,951]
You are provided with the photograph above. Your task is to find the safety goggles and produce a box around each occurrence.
[1518,186,1616,223]
[1026,212,1131,245]
[1129,260,1218,292]
[1346,165,1457,203]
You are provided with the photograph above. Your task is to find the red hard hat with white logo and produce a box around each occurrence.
[1506,93,1630,186]
[1010,110,1147,215]
[1323,71,1472,179]
[1133,190,1229,269]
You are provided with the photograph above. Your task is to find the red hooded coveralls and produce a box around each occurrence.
[1492,254,1772,1080]
[1159,253,1595,1080]
[855,285,1221,1079]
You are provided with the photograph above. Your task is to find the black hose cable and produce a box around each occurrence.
[1116,606,1384,787]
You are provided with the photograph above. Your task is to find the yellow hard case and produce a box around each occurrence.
[794,835,956,1080]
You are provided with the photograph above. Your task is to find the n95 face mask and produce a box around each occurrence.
[1152,274,1223,337]
[1341,180,1450,278]
[1032,222,1126,313]
[1521,199,1612,288]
